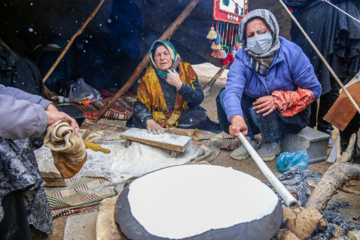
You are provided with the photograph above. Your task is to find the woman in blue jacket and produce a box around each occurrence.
[217,9,322,161]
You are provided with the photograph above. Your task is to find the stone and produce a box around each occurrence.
[275,229,300,240]
[35,146,67,187]
[280,127,331,163]
[64,211,98,240]
[308,179,317,188]
[96,196,123,240]
[282,206,325,240]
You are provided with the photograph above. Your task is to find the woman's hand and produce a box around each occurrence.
[166,70,183,90]
[229,115,248,137]
[46,111,80,134]
[253,95,276,116]
[146,119,164,135]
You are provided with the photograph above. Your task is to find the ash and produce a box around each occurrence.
[311,202,360,239]
[265,167,322,206]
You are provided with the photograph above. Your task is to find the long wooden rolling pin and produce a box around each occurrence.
[84,140,111,154]
[237,132,298,208]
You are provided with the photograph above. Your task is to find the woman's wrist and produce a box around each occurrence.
[176,82,183,90]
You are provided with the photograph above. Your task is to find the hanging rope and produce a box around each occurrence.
[278,0,360,114]
[322,0,360,24]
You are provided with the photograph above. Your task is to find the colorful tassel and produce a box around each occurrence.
[228,51,235,63]
[206,25,217,40]
[211,42,222,50]
[211,50,222,58]
[221,49,227,59]
[215,32,222,44]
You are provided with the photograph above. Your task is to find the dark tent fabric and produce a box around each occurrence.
[283,0,360,95]
[0,46,45,97]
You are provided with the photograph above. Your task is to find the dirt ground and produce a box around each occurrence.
[46,63,360,239]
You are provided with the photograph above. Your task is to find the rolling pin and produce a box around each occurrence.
[84,140,111,154]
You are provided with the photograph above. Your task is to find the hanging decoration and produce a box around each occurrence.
[207,0,248,64]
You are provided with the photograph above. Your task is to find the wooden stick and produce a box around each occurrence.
[202,64,229,97]
[0,38,11,50]
[42,0,105,84]
[96,0,200,120]
[341,186,360,195]
[44,86,54,99]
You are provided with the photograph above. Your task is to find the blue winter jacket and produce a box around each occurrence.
[224,37,322,121]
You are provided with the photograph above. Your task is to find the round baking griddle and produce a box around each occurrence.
[115,165,283,240]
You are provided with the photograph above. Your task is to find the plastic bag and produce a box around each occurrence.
[276,151,309,173]
[69,78,101,103]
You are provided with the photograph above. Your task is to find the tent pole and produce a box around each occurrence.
[42,0,105,86]
[278,0,360,114]
[96,0,200,120]
[202,64,229,97]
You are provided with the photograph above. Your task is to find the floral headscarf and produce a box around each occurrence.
[149,40,181,77]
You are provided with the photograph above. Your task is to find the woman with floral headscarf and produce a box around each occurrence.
[217,9,322,161]
[127,40,220,134]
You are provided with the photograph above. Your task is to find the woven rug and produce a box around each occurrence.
[45,175,116,218]
[75,96,134,120]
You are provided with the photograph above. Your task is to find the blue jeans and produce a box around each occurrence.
[216,88,310,143]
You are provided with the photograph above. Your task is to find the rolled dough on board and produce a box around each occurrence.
[126,165,280,239]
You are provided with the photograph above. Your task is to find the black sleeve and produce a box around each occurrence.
[178,75,204,106]
[133,100,153,126]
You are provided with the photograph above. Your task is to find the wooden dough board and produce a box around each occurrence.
[120,128,191,152]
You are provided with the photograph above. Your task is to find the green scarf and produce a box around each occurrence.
[149,40,181,77]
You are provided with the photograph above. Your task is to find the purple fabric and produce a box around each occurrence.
[223,37,321,121]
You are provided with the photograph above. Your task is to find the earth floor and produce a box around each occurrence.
[46,63,360,239]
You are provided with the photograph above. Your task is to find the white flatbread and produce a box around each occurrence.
[128,165,278,239]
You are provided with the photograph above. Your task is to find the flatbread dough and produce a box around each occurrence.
[128,165,279,239]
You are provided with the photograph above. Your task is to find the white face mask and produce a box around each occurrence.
[246,32,273,55]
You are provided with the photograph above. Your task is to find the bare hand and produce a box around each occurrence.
[166,70,183,90]
[46,111,80,134]
[253,95,276,116]
[146,119,164,135]
[229,115,248,137]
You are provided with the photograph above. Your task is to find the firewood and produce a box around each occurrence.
[306,133,360,213]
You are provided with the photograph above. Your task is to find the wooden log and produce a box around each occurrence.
[96,0,200,120]
[305,162,360,213]
[202,64,229,97]
[305,133,359,213]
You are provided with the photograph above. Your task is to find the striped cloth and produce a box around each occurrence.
[75,96,134,120]
[46,175,116,218]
